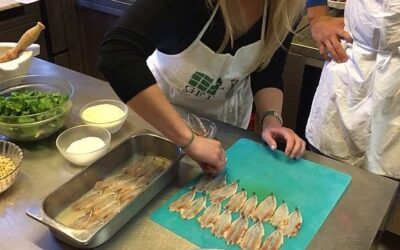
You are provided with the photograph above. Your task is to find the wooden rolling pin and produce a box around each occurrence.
[0,22,45,63]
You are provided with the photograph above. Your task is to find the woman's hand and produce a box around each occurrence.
[184,136,226,176]
[127,85,226,175]
[261,118,306,159]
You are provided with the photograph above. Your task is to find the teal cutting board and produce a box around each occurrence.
[151,138,351,249]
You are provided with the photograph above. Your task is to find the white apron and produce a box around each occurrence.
[146,1,269,129]
[306,0,400,178]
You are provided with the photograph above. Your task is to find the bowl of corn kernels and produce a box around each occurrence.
[0,140,23,194]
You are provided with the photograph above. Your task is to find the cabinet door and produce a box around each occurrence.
[39,0,82,70]
[43,0,67,53]
[53,52,70,68]
[76,5,118,79]
[60,0,83,72]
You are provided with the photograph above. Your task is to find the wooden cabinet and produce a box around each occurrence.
[74,0,137,79]
[75,4,118,79]
[40,0,82,71]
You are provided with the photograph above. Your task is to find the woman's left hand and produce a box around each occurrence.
[262,126,306,159]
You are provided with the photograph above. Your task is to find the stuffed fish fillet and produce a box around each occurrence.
[91,200,121,221]
[239,221,264,250]
[122,161,145,178]
[223,216,249,245]
[86,192,118,212]
[253,194,277,222]
[211,210,232,238]
[71,190,104,210]
[259,229,284,250]
[241,193,258,219]
[225,189,247,213]
[69,210,93,229]
[190,175,212,192]
[282,208,302,237]
[203,174,226,193]
[168,190,195,212]
[209,180,238,204]
[180,196,206,219]
[270,202,289,229]
[118,185,144,206]
[198,203,221,228]
[94,173,131,190]
[73,200,121,230]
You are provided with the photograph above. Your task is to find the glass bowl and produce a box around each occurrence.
[0,140,23,194]
[56,125,111,166]
[186,113,217,138]
[79,99,128,134]
[0,75,74,141]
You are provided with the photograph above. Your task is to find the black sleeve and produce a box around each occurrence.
[97,0,198,102]
[250,33,293,96]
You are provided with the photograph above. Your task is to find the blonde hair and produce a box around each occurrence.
[207,0,305,71]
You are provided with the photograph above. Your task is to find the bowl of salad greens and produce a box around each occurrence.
[0,75,74,141]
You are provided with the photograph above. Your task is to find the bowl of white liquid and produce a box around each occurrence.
[56,125,111,166]
[79,99,128,134]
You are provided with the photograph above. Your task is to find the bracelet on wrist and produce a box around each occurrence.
[259,111,283,127]
[179,131,195,150]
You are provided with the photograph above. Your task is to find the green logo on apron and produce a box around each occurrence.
[185,71,222,98]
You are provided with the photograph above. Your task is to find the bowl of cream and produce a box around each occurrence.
[56,125,111,166]
[79,99,128,134]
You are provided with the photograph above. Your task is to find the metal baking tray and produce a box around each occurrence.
[26,132,182,248]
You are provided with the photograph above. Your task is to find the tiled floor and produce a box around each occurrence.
[378,232,400,250]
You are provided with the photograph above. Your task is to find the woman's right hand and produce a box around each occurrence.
[307,5,352,63]
[126,85,226,175]
[184,136,226,176]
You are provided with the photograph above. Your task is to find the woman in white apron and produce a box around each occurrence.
[307,0,400,179]
[99,0,306,175]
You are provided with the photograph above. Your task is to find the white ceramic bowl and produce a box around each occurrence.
[0,140,23,194]
[79,99,128,134]
[0,43,40,82]
[56,125,111,166]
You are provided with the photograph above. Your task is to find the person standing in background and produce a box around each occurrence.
[306,0,400,179]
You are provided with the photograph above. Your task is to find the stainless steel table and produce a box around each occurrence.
[0,58,398,250]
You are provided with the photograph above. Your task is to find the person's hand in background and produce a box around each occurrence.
[307,5,352,63]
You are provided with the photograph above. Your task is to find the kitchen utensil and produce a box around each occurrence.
[26,132,182,248]
[0,43,40,82]
[0,22,44,63]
